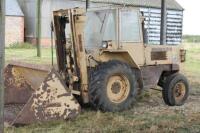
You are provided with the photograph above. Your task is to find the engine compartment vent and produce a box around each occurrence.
[151,51,167,60]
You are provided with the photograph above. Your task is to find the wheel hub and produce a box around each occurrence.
[107,75,130,103]
[173,82,186,102]
[111,82,121,94]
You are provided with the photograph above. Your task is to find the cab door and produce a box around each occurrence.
[119,8,145,66]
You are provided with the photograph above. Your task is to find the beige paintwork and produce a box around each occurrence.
[70,9,89,103]
[10,68,80,125]
[32,68,80,120]
[144,45,182,65]
[98,43,183,69]
[52,7,184,99]
[107,74,130,104]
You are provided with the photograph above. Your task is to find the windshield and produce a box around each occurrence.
[85,9,116,50]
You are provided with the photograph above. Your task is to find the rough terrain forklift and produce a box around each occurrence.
[4,4,189,125]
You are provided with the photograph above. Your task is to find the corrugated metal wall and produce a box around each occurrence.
[17,0,183,45]
[140,8,183,45]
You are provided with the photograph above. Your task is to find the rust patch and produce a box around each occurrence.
[4,65,34,104]
[78,34,83,52]
[57,93,71,98]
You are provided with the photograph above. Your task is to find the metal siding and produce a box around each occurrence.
[41,2,183,44]
[83,0,183,10]
[18,0,183,45]
[140,8,183,45]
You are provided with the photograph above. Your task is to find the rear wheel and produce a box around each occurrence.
[162,73,189,106]
[89,60,138,112]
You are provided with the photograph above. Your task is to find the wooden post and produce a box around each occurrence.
[0,0,5,132]
[160,0,167,45]
[36,0,41,57]
[86,0,90,10]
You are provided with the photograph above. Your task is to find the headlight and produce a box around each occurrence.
[102,41,108,49]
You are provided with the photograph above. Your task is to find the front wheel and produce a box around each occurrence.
[89,60,138,112]
[162,73,189,106]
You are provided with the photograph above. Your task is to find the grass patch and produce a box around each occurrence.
[182,43,200,74]
[7,42,36,49]
[5,110,197,133]
[5,48,56,65]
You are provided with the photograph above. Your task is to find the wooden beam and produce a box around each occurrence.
[0,0,5,132]
[86,0,90,10]
[36,0,41,57]
[160,0,167,45]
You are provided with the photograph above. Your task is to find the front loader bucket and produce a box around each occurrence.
[4,62,81,125]
[4,62,49,105]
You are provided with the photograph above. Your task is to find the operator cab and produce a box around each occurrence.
[85,8,143,51]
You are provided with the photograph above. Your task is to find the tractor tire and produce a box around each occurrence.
[162,73,189,106]
[89,60,138,112]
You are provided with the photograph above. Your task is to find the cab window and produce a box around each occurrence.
[120,9,141,42]
[85,10,116,49]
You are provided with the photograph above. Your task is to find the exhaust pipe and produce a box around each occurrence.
[160,0,167,45]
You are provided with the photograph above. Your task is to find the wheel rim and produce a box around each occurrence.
[107,74,130,103]
[173,81,186,102]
